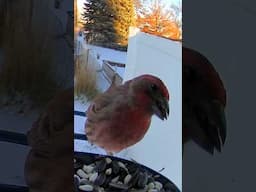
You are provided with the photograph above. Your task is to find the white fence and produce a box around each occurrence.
[123,31,182,189]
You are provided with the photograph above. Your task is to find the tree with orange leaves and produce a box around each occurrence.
[135,0,181,40]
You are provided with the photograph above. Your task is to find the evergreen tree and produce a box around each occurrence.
[82,0,135,50]
[82,0,116,46]
[109,0,136,46]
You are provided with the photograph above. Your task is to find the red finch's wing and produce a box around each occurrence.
[86,86,127,121]
[183,47,227,154]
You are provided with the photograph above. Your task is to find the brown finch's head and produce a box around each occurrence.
[128,74,170,120]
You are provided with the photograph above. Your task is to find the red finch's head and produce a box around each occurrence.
[127,74,170,120]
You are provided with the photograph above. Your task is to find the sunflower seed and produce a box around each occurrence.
[128,170,140,187]
[105,168,112,175]
[109,182,129,190]
[74,174,80,182]
[77,169,88,179]
[105,157,112,164]
[74,157,179,192]
[137,172,148,188]
[79,184,94,191]
[154,181,163,190]
[118,161,126,169]
[130,188,148,192]
[83,165,94,174]
[74,161,83,169]
[74,175,80,192]
[111,175,120,183]
[112,161,120,175]
[147,182,155,189]
[148,177,155,183]
[80,178,90,185]
[96,187,105,192]
[124,174,132,184]
[94,173,106,186]
[127,163,138,174]
[95,160,107,172]
[118,161,128,172]
[89,172,98,182]
[148,189,159,192]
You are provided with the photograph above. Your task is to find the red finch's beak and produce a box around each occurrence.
[152,96,169,120]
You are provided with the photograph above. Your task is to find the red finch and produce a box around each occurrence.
[183,47,227,154]
[85,74,170,154]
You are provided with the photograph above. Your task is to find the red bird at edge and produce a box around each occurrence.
[183,47,227,154]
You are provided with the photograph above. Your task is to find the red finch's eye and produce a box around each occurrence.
[150,84,158,91]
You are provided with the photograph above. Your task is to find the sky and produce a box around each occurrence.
[77,0,181,11]
[161,0,181,6]
[77,0,181,21]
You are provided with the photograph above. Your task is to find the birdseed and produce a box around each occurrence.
[74,156,180,192]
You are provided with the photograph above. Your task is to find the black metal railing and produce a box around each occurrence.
[0,110,87,191]
[0,130,29,191]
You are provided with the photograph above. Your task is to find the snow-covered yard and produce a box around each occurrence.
[86,44,127,65]
[74,43,128,157]
[86,44,126,78]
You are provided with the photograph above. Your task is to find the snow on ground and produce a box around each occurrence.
[74,44,131,158]
[74,48,113,136]
[87,44,127,64]
[74,48,108,151]
[96,72,111,92]
[86,44,127,78]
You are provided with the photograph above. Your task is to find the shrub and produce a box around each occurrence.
[0,0,59,105]
[74,50,98,100]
